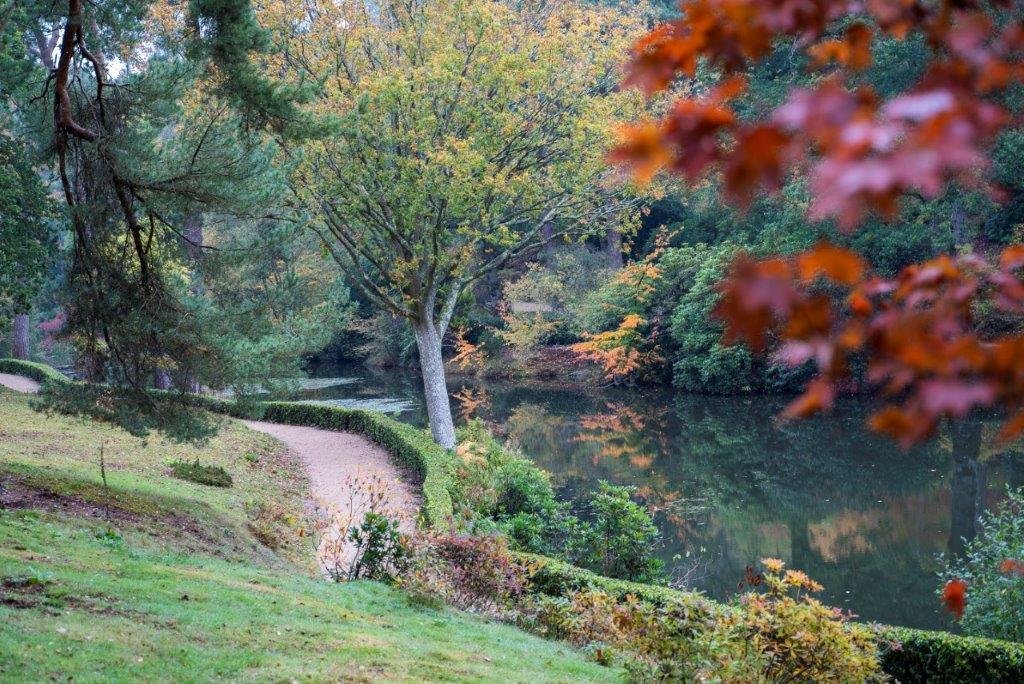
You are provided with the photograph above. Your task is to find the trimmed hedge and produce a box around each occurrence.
[519,551,720,614]
[524,553,1024,681]
[258,402,454,527]
[520,548,720,610]
[188,397,455,527]
[4,359,1023,679]
[878,626,1024,682]
[0,359,71,385]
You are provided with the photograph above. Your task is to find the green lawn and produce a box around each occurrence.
[0,390,615,682]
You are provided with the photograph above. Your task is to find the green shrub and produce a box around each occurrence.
[529,560,884,681]
[347,511,409,582]
[0,358,71,385]
[494,459,558,518]
[169,459,233,488]
[663,243,812,394]
[939,486,1024,641]
[739,559,884,682]
[449,426,664,582]
[568,481,663,584]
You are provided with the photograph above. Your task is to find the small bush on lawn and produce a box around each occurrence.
[169,459,232,488]
[939,486,1024,641]
[347,511,409,582]
[399,532,532,618]
[314,474,414,582]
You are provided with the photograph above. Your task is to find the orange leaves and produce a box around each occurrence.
[624,0,842,96]
[797,243,866,286]
[615,0,1024,230]
[723,125,791,206]
[611,85,740,187]
[609,122,673,185]
[782,378,835,420]
[716,244,1024,446]
[623,1,773,95]
[809,22,874,70]
[451,328,486,371]
[571,314,663,384]
[942,578,968,620]
[999,559,1024,577]
[618,0,1024,448]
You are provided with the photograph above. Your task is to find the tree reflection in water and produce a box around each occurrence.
[494,389,1022,630]
[301,363,1024,631]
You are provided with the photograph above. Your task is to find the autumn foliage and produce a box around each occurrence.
[615,0,1024,229]
[942,578,968,619]
[615,1,1024,447]
[715,244,1024,447]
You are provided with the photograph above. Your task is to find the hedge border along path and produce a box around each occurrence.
[2,357,1022,680]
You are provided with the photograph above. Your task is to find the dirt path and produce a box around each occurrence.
[0,373,41,394]
[243,420,421,531]
[0,371,420,569]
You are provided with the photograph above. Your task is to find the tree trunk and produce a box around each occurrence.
[413,321,457,449]
[181,214,204,392]
[605,228,623,268]
[11,313,30,359]
[153,369,172,390]
[948,420,985,556]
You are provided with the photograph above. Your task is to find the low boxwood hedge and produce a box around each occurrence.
[524,552,1024,681]
[0,359,71,385]
[184,397,455,527]
[519,551,717,611]
[878,626,1024,682]
[4,359,1022,679]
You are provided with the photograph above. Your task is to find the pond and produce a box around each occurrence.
[298,362,1024,632]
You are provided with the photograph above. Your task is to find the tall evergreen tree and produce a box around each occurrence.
[0,0,330,438]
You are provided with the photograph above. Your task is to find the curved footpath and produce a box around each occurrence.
[0,373,41,394]
[242,419,420,533]
[0,373,419,533]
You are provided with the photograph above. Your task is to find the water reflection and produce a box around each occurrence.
[300,362,1023,630]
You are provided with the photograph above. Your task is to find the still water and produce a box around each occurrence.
[299,362,1024,631]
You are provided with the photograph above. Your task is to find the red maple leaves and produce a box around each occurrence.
[614,0,1024,448]
[941,562,1024,619]
[942,578,968,619]
[615,0,1024,228]
[614,0,1024,625]
[999,559,1024,577]
[715,243,1024,446]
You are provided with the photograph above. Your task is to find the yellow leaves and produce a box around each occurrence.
[571,314,662,383]
[451,328,487,371]
[495,304,559,362]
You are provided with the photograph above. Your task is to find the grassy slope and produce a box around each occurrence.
[0,390,614,682]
